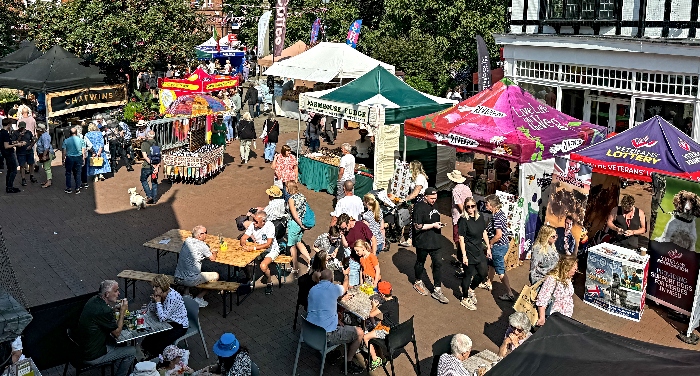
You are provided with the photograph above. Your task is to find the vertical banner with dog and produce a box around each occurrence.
[543,157,593,256]
[647,175,700,320]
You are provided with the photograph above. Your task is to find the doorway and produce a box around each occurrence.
[586,93,631,134]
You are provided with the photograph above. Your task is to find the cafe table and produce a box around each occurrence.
[116,311,172,344]
[338,288,374,322]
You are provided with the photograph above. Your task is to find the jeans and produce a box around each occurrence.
[308,138,320,152]
[4,153,17,188]
[65,155,82,189]
[248,104,256,118]
[223,115,234,141]
[81,157,88,185]
[415,247,443,288]
[140,166,158,200]
[264,142,276,161]
[84,344,135,376]
[240,139,253,162]
[109,141,131,171]
[462,258,487,298]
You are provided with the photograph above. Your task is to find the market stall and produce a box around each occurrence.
[258,40,307,69]
[194,37,245,73]
[158,67,239,113]
[299,65,454,191]
[0,40,42,73]
[299,154,373,197]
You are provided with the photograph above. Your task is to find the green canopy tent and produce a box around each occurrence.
[298,65,455,190]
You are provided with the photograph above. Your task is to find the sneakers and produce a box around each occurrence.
[369,358,383,371]
[65,188,72,194]
[75,189,81,195]
[399,239,412,247]
[265,283,273,295]
[30,175,37,183]
[468,289,477,304]
[6,187,20,194]
[460,298,477,310]
[345,362,364,375]
[498,293,516,302]
[478,282,493,291]
[21,178,27,186]
[82,183,89,189]
[193,297,209,307]
[413,280,429,296]
[431,287,449,304]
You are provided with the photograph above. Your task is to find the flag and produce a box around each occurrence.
[476,35,492,91]
[213,27,220,52]
[310,18,321,45]
[258,11,272,57]
[345,19,362,48]
[273,0,290,57]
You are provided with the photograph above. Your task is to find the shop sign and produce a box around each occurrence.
[46,85,127,117]
[605,146,661,165]
[161,81,200,91]
[204,79,238,91]
[301,97,369,123]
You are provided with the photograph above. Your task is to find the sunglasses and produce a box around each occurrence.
[466,205,477,208]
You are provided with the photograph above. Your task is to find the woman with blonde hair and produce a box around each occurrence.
[457,197,490,310]
[529,225,560,285]
[399,160,428,247]
[236,112,256,164]
[536,254,578,326]
[85,122,111,183]
[362,193,386,253]
[143,274,188,357]
[481,194,516,301]
[286,181,310,274]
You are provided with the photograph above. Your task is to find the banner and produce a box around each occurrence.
[582,173,621,249]
[476,35,492,92]
[584,243,650,321]
[257,11,272,57]
[346,19,362,48]
[543,157,592,256]
[310,18,321,45]
[299,94,370,123]
[46,85,127,117]
[519,159,555,259]
[273,0,290,57]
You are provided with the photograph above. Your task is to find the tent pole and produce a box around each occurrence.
[297,113,301,156]
[403,135,407,161]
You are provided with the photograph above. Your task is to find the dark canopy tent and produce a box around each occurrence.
[486,313,700,376]
[0,40,42,73]
[0,45,107,92]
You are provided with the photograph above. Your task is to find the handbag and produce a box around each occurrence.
[302,202,315,229]
[513,278,546,326]
[89,157,104,167]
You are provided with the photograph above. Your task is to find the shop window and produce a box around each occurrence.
[548,0,616,20]
[515,61,559,81]
[520,83,558,107]
[643,100,694,137]
[636,73,699,98]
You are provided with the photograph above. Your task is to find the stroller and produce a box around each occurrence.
[368,189,411,246]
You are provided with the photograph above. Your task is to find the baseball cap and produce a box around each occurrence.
[17,121,26,128]
[424,187,438,196]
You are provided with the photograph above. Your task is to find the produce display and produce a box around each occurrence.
[304,147,373,177]
[162,144,225,184]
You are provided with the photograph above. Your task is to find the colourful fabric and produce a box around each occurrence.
[451,183,472,225]
[360,253,379,280]
[85,131,111,175]
[273,154,297,182]
[536,276,574,317]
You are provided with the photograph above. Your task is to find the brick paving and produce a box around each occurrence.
[1,117,698,376]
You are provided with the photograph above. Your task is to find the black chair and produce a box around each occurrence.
[367,316,421,376]
[293,273,316,331]
[63,328,114,376]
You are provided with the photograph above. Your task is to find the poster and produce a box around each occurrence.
[584,243,649,321]
[496,190,525,252]
[582,173,621,249]
[519,159,555,259]
[544,157,592,256]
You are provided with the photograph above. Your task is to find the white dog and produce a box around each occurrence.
[128,187,146,210]
[655,190,699,251]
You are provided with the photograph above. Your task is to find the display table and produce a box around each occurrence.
[583,243,649,322]
[162,145,225,184]
[298,155,373,197]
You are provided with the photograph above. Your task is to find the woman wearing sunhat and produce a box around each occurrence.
[448,170,472,246]
[209,333,252,376]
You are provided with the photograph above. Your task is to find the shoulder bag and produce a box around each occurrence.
[513,278,547,326]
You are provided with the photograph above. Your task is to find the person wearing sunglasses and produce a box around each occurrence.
[498,312,532,357]
[529,225,560,285]
[456,197,490,310]
[174,225,219,307]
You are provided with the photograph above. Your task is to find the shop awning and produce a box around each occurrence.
[570,115,700,182]
[403,78,608,164]
[158,67,239,94]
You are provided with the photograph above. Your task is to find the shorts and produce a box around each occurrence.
[373,329,389,340]
[376,243,384,254]
[17,153,34,166]
[175,272,218,287]
[326,325,358,346]
[264,246,280,262]
[488,243,509,275]
[287,219,304,245]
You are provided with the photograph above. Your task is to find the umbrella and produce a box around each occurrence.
[166,94,226,116]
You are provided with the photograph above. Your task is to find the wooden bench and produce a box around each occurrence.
[272,255,293,287]
[117,270,241,318]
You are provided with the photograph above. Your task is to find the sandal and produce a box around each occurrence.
[498,293,516,302]
[369,358,383,371]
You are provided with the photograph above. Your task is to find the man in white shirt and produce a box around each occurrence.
[307,269,364,374]
[336,143,355,201]
[240,211,279,295]
[334,180,364,221]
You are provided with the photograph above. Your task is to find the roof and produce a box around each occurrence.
[263,42,395,83]
[258,41,307,68]
[0,40,43,72]
[0,45,107,92]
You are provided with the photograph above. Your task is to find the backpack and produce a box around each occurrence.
[302,202,316,229]
[149,144,162,165]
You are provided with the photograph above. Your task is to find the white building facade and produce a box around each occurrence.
[495,0,700,141]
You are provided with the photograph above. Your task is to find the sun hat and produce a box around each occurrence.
[37,123,47,131]
[160,345,187,362]
[137,120,147,127]
[265,185,283,198]
[213,333,240,357]
[131,362,159,376]
[447,170,466,184]
[11,337,22,352]
[378,281,392,295]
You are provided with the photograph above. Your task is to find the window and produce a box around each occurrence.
[547,0,616,20]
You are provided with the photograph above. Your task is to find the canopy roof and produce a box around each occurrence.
[263,42,395,83]
[195,37,244,59]
[0,45,106,92]
[158,67,239,94]
[258,41,307,68]
[404,79,607,163]
[570,115,700,182]
[488,313,700,376]
[0,40,42,72]
[300,65,454,125]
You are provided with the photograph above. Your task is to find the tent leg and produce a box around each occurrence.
[403,135,407,161]
[296,115,301,156]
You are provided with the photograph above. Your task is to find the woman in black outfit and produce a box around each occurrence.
[457,197,491,311]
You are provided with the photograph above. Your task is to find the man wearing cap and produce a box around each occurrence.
[334,180,364,222]
[2,118,21,193]
[135,120,150,140]
[140,130,160,204]
[240,210,280,295]
[35,124,54,188]
[13,121,37,186]
[412,187,449,304]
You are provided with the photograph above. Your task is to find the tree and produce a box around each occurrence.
[0,0,25,56]
[23,0,208,71]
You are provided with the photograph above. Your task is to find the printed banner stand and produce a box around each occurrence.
[584,243,650,321]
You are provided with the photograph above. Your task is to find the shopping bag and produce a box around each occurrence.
[89,157,104,167]
[513,278,545,326]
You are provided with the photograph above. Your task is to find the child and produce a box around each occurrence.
[354,239,380,287]
[157,345,193,376]
[364,281,399,371]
